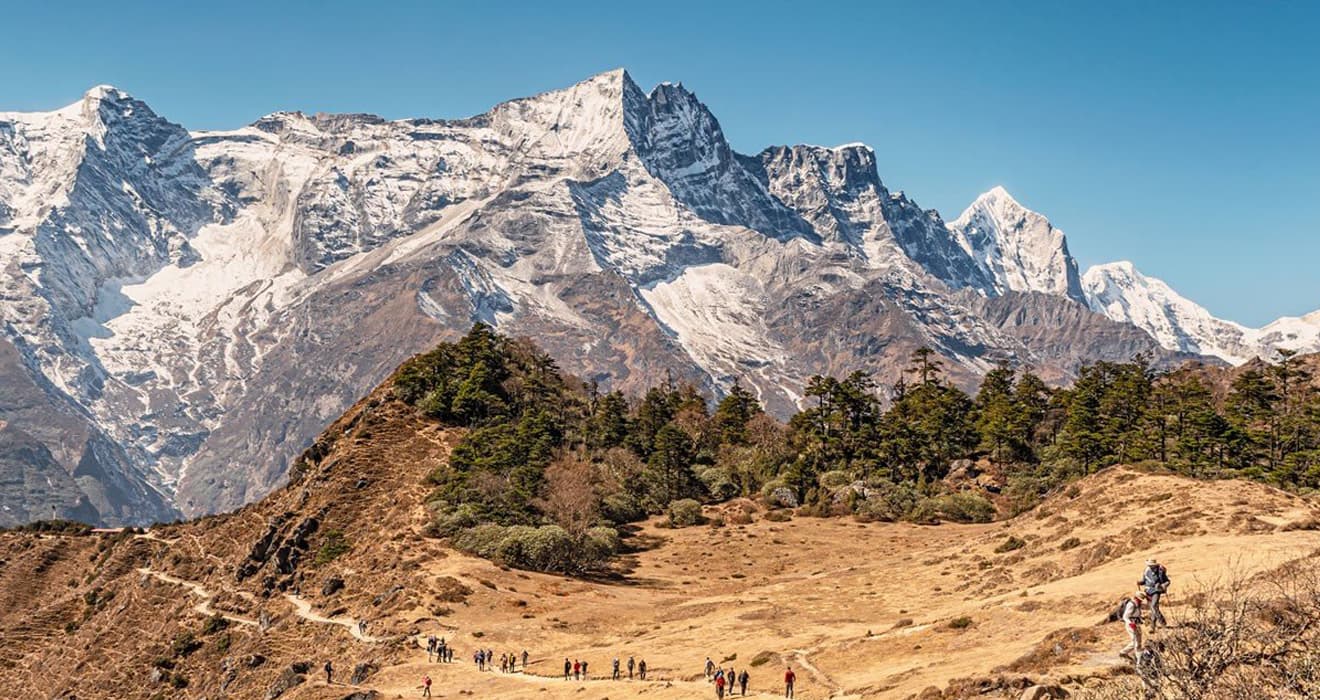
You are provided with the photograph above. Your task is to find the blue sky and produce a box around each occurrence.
[3,1,1316,325]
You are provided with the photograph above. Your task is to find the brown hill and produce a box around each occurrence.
[3,373,1319,699]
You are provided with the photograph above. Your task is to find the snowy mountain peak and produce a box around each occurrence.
[1082,261,1254,363]
[951,186,1085,302]
[82,84,129,104]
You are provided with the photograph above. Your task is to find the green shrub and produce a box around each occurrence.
[201,614,229,635]
[698,466,738,501]
[817,470,852,489]
[584,526,621,559]
[171,632,201,657]
[867,480,922,520]
[667,499,705,527]
[454,524,615,574]
[600,492,646,525]
[315,531,351,565]
[937,492,997,523]
[430,503,482,536]
[452,524,509,560]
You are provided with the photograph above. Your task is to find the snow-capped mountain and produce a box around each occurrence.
[1083,261,1320,364]
[951,186,1085,302]
[0,70,1183,524]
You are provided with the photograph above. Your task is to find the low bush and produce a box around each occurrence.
[667,499,704,528]
[453,524,618,574]
[600,492,646,525]
[314,531,351,565]
[817,470,852,489]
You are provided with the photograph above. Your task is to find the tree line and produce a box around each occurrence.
[394,324,1320,573]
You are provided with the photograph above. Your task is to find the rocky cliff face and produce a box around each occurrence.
[0,69,1225,523]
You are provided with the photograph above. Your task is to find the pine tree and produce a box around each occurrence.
[645,424,703,505]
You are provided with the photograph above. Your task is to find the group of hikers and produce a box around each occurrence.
[1118,558,1171,660]
[423,635,456,663]
[406,643,794,698]
[562,655,648,680]
[704,657,755,698]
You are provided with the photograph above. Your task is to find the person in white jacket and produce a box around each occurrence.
[1120,590,1150,658]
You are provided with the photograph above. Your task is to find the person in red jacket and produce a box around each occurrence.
[784,666,796,698]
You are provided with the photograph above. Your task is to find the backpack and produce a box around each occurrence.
[1109,597,1138,623]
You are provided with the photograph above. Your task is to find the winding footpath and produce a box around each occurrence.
[136,568,258,627]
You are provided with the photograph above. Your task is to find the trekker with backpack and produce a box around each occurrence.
[421,675,432,698]
[706,657,715,680]
[564,658,572,680]
[324,660,333,684]
[522,649,529,671]
[784,666,796,698]
[739,669,750,696]
[715,670,727,699]
[638,658,647,680]
[612,657,621,680]
[628,655,635,679]
[1139,558,1171,631]
[1120,590,1149,659]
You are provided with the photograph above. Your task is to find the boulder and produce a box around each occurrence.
[322,577,345,596]
[265,669,305,700]
[767,487,799,509]
[350,661,378,685]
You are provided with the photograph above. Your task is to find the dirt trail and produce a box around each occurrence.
[284,593,384,642]
[136,567,257,627]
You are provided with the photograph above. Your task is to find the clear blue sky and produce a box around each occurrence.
[3,1,1316,326]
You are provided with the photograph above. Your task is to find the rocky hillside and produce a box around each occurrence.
[1,362,1318,699]
[1,70,1306,524]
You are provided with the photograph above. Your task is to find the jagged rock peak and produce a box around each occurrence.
[952,185,1085,303]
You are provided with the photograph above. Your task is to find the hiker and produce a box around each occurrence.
[564,658,572,680]
[628,655,635,679]
[358,619,368,637]
[1120,590,1150,659]
[522,649,529,670]
[716,670,728,699]
[727,668,736,693]
[422,674,432,698]
[501,653,508,673]
[706,657,715,680]
[638,658,647,680]
[612,657,621,680]
[324,660,333,684]
[582,659,589,679]
[573,659,581,680]
[1139,558,1171,630]
[784,666,796,698]
[739,669,750,696]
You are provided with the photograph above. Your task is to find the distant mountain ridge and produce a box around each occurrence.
[0,69,1306,524]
